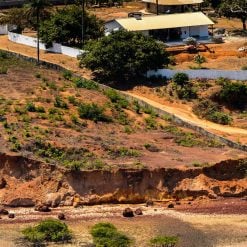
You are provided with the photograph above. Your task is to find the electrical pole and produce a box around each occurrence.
[37,6,40,64]
[81,0,85,47]
[156,0,159,15]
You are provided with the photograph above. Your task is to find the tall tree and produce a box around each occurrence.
[220,0,247,30]
[27,0,51,64]
[39,5,104,48]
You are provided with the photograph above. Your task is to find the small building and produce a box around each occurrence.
[143,0,203,14]
[105,12,214,41]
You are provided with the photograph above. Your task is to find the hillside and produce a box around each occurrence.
[0,52,245,171]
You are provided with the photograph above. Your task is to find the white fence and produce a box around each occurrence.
[147,69,247,81]
[8,31,84,58]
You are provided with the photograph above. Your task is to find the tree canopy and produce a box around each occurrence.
[39,5,104,47]
[80,30,169,83]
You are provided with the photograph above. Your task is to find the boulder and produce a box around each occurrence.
[58,213,65,220]
[35,204,51,212]
[8,213,15,219]
[167,203,174,208]
[145,200,154,207]
[7,198,35,207]
[123,208,134,217]
[0,208,9,215]
[0,177,6,189]
[45,193,62,208]
[134,208,143,215]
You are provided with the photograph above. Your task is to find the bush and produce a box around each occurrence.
[105,89,129,109]
[150,235,178,247]
[193,99,232,125]
[0,66,8,74]
[63,70,72,80]
[218,81,247,110]
[78,103,110,122]
[26,102,37,112]
[176,84,197,100]
[172,73,189,86]
[91,222,131,247]
[183,37,197,45]
[22,219,72,244]
[73,77,99,90]
[54,96,68,109]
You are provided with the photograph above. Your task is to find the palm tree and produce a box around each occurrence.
[27,0,51,64]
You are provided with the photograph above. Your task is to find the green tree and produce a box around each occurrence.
[220,0,247,30]
[80,30,169,82]
[0,8,28,33]
[39,5,104,48]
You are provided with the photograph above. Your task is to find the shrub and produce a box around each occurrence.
[193,99,232,125]
[91,223,131,247]
[150,235,178,247]
[78,103,110,122]
[242,65,247,70]
[194,54,206,67]
[105,89,129,109]
[172,73,189,86]
[183,37,197,45]
[73,77,99,90]
[176,84,197,100]
[54,96,68,109]
[26,102,37,112]
[0,66,8,74]
[218,81,247,110]
[22,219,72,244]
[63,70,72,80]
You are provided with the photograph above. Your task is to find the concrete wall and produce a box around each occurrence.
[0,25,8,35]
[8,31,84,58]
[147,69,247,81]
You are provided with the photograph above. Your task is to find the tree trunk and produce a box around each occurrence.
[241,17,246,30]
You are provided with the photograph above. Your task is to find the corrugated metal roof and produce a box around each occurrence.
[142,0,203,5]
[116,12,214,31]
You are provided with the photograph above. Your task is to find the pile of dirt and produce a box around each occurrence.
[0,152,246,207]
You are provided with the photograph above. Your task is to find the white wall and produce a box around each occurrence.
[8,31,84,58]
[147,69,247,81]
[199,25,209,37]
[0,25,8,35]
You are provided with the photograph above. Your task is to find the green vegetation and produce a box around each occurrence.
[54,96,68,109]
[91,223,131,247]
[22,219,72,244]
[149,235,178,247]
[73,77,99,90]
[218,81,247,110]
[78,103,110,122]
[172,73,189,86]
[193,99,232,125]
[105,89,129,109]
[80,30,169,82]
[39,5,104,47]
[109,147,140,157]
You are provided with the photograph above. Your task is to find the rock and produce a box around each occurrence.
[58,213,65,220]
[123,208,134,217]
[45,193,62,208]
[176,202,181,205]
[134,208,143,215]
[0,208,9,215]
[0,177,6,189]
[35,204,51,212]
[167,203,174,208]
[8,213,15,219]
[8,198,35,207]
[145,144,160,152]
[145,200,154,207]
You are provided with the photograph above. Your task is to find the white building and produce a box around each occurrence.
[105,0,214,42]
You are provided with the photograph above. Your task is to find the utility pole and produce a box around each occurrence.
[156,0,159,15]
[81,0,85,46]
[37,6,40,64]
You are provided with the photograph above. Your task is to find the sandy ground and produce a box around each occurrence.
[0,199,246,247]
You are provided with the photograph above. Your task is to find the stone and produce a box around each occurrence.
[0,208,9,215]
[35,204,51,212]
[167,203,174,208]
[123,208,134,217]
[45,193,62,208]
[0,177,6,189]
[8,198,35,207]
[134,208,143,215]
[8,213,15,219]
[58,213,65,220]
[145,200,154,207]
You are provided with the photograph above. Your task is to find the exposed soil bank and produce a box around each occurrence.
[0,152,246,207]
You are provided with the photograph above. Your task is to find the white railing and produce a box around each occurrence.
[8,31,84,58]
[147,69,247,81]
